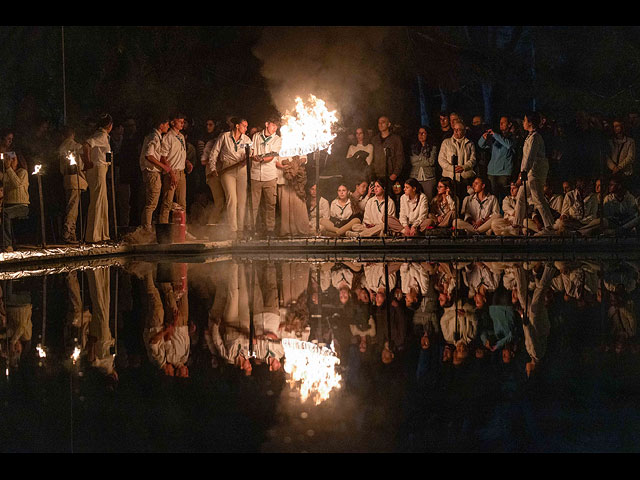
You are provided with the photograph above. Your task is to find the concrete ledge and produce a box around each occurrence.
[1,235,639,270]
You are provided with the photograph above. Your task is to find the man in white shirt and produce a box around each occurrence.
[554,177,599,234]
[82,114,113,243]
[250,117,281,236]
[158,113,193,224]
[139,116,171,230]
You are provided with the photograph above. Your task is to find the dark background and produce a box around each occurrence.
[3,26,640,135]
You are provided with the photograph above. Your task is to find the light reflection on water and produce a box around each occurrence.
[1,255,640,452]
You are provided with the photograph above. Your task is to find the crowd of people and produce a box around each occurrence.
[2,107,640,251]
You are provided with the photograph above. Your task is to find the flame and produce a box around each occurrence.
[279,95,338,157]
[36,344,47,358]
[282,338,342,406]
[32,164,42,175]
[71,346,81,364]
[67,152,77,166]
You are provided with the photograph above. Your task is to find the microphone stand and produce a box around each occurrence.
[452,154,459,239]
[245,144,253,239]
[384,148,390,236]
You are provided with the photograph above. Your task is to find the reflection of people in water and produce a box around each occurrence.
[440,299,477,366]
[65,271,91,354]
[0,282,32,370]
[157,263,191,378]
[512,262,558,377]
[86,267,117,384]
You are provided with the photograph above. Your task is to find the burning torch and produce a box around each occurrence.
[32,163,46,247]
[68,151,84,245]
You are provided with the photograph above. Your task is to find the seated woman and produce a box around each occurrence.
[452,176,500,235]
[307,182,330,235]
[0,152,29,252]
[319,183,362,236]
[388,178,429,236]
[348,178,396,237]
[350,178,373,216]
[420,177,458,230]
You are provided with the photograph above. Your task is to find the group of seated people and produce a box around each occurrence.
[307,172,640,238]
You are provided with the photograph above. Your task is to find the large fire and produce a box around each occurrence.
[282,338,342,406]
[279,95,338,157]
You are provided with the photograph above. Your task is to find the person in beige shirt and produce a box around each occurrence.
[1,152,29,251]
[58,126,87,243]
[82,114,113,243]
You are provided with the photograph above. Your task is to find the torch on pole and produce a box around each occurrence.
[68,152,84,245]
[245,144,253,239]
[107,152,117,241]
[32,164,46,248]
[315,150,321,235]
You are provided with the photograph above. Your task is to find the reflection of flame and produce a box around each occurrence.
[67,152,77,166]
[71,346,81,364]
[279,95,338,157]
[36,344,46,358]
[282,338,341,406]
[32,164,42,175]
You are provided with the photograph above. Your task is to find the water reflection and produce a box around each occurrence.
[1,255,640,451]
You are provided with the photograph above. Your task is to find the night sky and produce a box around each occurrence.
[2,26,640,135]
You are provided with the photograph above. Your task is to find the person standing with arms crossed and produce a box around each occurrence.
[139,115,172,231]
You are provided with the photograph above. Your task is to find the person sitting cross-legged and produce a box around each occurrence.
[554,177,599,235]
[347,178,396,237]
[387,178,429,237]
[578,174,640,236]
[452,176,500,235]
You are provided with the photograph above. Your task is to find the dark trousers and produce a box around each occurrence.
[2,203,29,248]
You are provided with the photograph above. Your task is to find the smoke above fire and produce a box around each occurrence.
[252,26,392,124]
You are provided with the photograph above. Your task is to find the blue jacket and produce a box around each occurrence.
[478,132,515,176]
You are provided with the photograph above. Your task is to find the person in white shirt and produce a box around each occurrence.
[250,117,281,236]
[606,119,635,180]
[207,117,251,239]
[453,176,500,234]
[387,177,429,236]
[139,116,171,231]
[82,114,113,243]
[579,175,640,235]
[554,177,599,234]
[421,177,458,230]
[348,178,396,237]
[320,183,362,236]
[158,113,193,224]
[57,126,86,243]
[307,182,330,234]
[438,120,477,197]
[513,111,556,235]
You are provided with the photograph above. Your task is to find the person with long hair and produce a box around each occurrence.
[387,178,429,236]
[320,182,362,236]
[409,126,437,201]
[206,117,251,239]
[307,182,330,234]
[421,177,458,229]
[348,177,396,237]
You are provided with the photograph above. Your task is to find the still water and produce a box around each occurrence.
[1,255,640,452]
